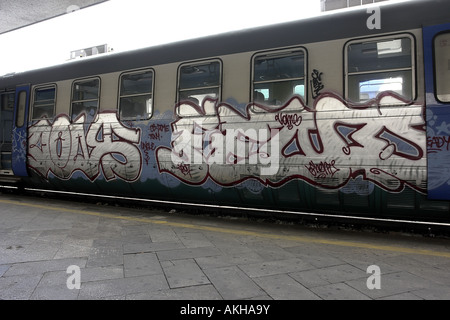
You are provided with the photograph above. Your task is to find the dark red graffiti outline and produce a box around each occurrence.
[157,92,426,194]
[334,122,367,155]
[315,90,416,114]
[281,129,306,158]
[374,126,424,161]
[29,131,47,153]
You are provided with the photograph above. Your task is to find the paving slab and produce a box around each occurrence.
[87,246,123,267]
[239,258,315,278]
[3,257,87,276]
[30,283,81,300]
[310,282,371,300]
[203,266,266,300]
[122,241,184,254]
[127,284,222,300]
[123,252,163,277]
[156,247,223,261]
[161,259,210,288]
[289,263,367,288]
[0,274,43,300]
[78,274,169,299]
[253,274,320,300]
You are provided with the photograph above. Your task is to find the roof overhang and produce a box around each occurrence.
[0,0,108,35]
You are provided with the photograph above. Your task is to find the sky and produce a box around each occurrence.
[0,0,413,75]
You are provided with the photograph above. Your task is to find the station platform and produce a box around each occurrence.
[1,190,450,304]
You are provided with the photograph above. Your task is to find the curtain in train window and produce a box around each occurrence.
[434,32,450,103]
[252,49,306,107]
[346,36,415,103]
[178,60,221,116]
[71,78,100,122]
[32,85,56,121]
[119,69,154,120]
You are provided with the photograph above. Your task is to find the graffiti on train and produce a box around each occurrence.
[157,93,426,193]
[426,108,450,192]
[28,112,142,181]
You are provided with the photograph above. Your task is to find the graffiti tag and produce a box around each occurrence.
[275,112,302,130]
[427,135,450,154]
[310,69,324,99]
[305,160,339,179]
[149,123,169,141]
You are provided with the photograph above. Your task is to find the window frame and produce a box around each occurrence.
[31,84,57,122]
[70,77,101,122]
[0,91,14,111]
[251,47,308,109]
[118,68,155,121]
[0,90,14,147]
[344,33,416,104]
[176,59,222,116]
[433,31,450,104]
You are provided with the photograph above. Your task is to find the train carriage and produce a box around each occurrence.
[1,0,450,225]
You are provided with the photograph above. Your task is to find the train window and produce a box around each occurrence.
[434,32,450,103]
[119,69,154,120]
[32,85,56,121]
[178,60,221,115]
[0,92,14,148]
[252,49,306,108]
[16,91,27,128]
[1,92,14,111]
[71,78,100,122]
[346,36,415,103]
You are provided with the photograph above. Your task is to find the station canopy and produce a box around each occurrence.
[0,0,108,34]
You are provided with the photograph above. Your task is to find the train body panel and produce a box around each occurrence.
[1,0,450,223]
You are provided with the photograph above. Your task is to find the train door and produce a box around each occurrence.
[424,23,450,200]
[11,84,31,177]
[0,90,14,173]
